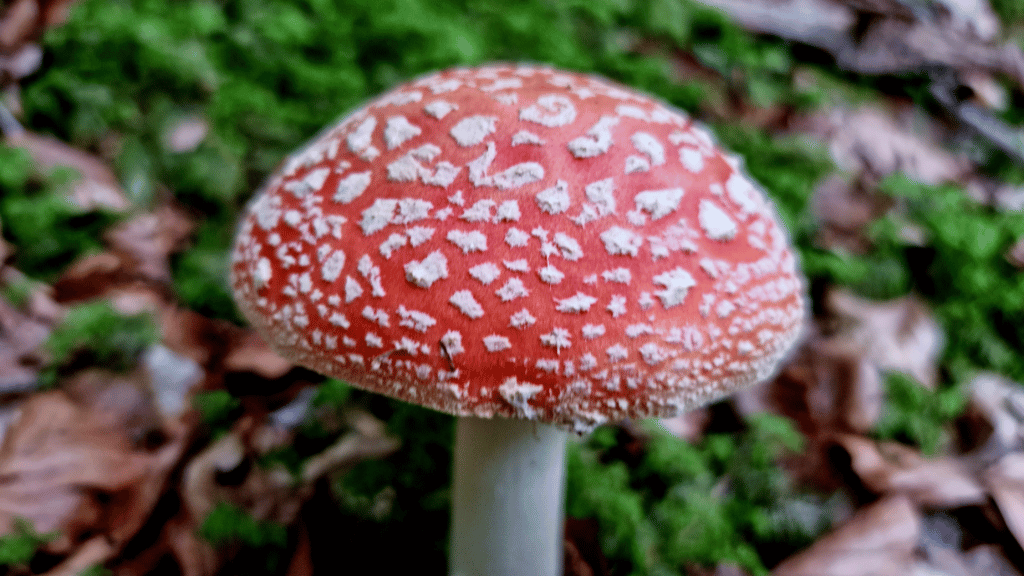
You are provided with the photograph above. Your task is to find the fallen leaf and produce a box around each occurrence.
[104,204,195,282]
[0,391,151,551]
[285,524,313,576]
[164,116,209,153]
[804,106,968,186]
[836,435,987,508]
[0,291,52,395]
[734,323,884,436]
[967,372,1024,458]
[700,0,1023,89]
[51,252,134,303]
[962,544,1024,576]
[772,495,921,576]
[0,0,38,51]
[163,512,219,576]
[824,289,945,390]
[222,328,294,379]
[0,42,41,79]
[39,0,78,28]
[564,517,609,576]
[694,0,855,54]
[659,407,712,443]
[143,344,205,421]
[1006,237,1024,268]
[158,306,231,369]
[181,408,398,532]
[985,452,1024,552]
[811,175,879,253]
[299,411,399,484]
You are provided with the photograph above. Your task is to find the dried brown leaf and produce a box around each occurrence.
[51,252,135,304]
[158,306,228,368]
[285,525,313,576]
[564,518,609,576]
[807,106,968,186]
[0,281,57,395]
[163,513,219,576]
[105,205,195,283]
[695,0,855,52]
[824,289,944,389]
[182,407,397,533]
[812,175,878,236]
[659,407,712,443]
[985,452,1024,552]
[734,321,884,437]
[62,368,160,441]
[0,391,151,550]
[143,344,205,421]
[39,0,78,29]
[222,329,293,379]
[772,495,921,576]
[0,0,38,51]
[967,373,1024,457]
[700,0,1021,89]
[300,418,399,483]
[836,435,987,508]
[0,43,41,79]
[963,544,1024,576]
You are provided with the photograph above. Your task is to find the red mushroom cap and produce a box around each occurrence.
[230,64,806,433]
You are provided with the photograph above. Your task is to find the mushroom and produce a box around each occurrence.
[230,64,807,576]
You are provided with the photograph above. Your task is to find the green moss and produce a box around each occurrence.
[0,146,119,281]
[192,389,242,435]
[200,501,288,547]
[199,501,289,571]
[310,378,352,409]
[0,278,33,309]
[328,396,453,571]
[567,451,655,576]
[41,300,158,386]
[874,372,967,455]
[566,416,832,576]
[990,0,1024,26]
[871,175,1024,383]
[0,518,58,568]
[171,220,239,322]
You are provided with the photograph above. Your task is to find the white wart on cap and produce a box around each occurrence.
[230,64,807,433]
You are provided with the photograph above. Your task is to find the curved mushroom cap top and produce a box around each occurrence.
[230,64,807,433]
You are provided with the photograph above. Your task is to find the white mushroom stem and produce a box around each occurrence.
[450,417,568,576]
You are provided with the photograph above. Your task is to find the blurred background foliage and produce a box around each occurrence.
[3,0,1024,574]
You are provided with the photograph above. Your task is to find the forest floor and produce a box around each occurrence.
[2,0,1024,575]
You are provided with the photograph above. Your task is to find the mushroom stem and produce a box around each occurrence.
[450,416,568,576]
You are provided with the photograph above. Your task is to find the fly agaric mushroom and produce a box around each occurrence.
[230,64,806,576]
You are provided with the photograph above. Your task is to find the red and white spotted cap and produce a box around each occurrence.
[230,64,807,433]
